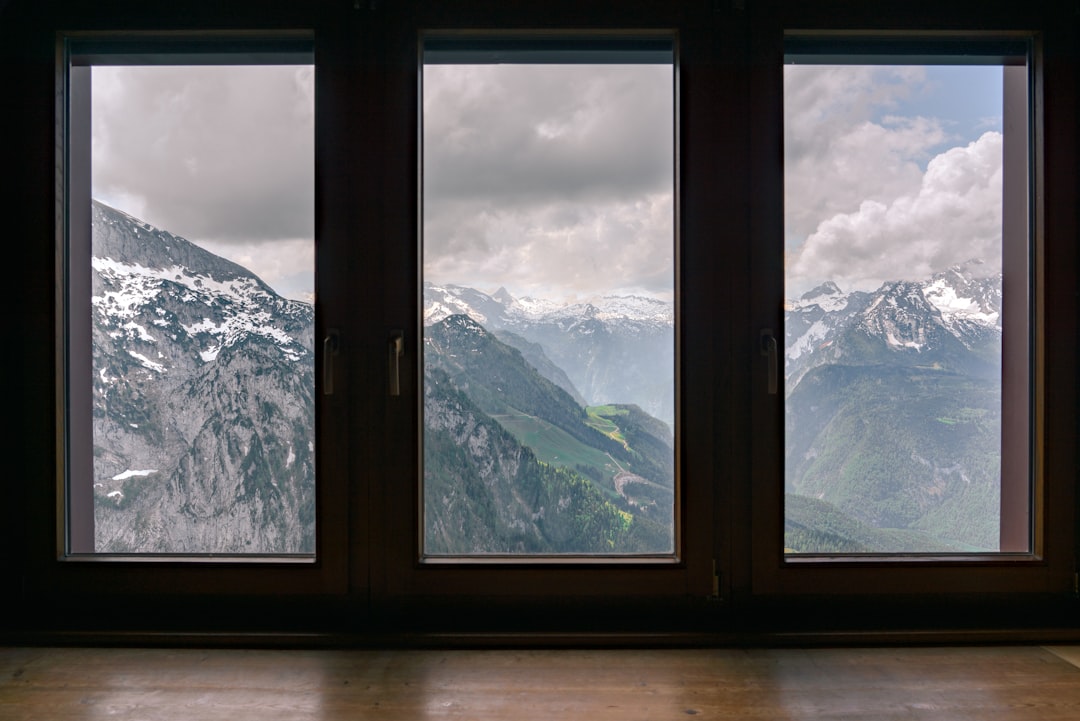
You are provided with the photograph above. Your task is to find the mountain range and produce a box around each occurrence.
[425,282,674,429]
[88,196,1002,556]
[423,313,674,554]
[784,262,1005,553]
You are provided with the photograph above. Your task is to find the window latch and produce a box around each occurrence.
[389,330,405,397]
[760,328,778,395]
[322,329,340,396]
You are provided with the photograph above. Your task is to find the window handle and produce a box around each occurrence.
[760,329,778,395]
[322,330,340,396]
[388,330,405,397]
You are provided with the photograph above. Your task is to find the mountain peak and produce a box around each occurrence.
[492,286,515,305]
[800,281,843,301]
[441,313,489,337]
[92,199,273,294]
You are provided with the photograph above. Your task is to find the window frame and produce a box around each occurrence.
[5,0,1076,638]
[747,29,1076,597]
[418,33,680,562]
[367,11,731,614]
[47,31,351,598]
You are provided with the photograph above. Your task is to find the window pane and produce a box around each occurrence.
[783,62,1029,554]
[73,64,315,554]
[421,57,675,555]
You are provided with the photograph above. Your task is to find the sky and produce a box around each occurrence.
[423,63,675,303]
[91,65,315,301]
[90,61,1006,304]
[784,64,1005,297]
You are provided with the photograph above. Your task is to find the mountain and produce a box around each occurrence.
[784,264,1005,553]
[424,368,671,554]
[424,282,675,428]
[89,200,673,555]
[785,494,978,554]
[423,314,675,552]
[786,263,1002,389]
[90,200,314,553]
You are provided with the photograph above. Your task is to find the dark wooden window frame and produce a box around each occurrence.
[6,0,1077,638]
[41,31,353,605]
[745,21,1077,598]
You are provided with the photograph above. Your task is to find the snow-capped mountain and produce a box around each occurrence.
[785,263,1003,389]
[783,262,1007,552]
[424,282,674,426]
[90,200,314,553]
[425,283,674,326]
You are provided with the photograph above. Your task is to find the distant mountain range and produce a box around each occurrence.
[425,282,674,429]
[421,285,676,553]
[786,263,1002,388]
[90,197,1003,555]
[784,263,1005,553]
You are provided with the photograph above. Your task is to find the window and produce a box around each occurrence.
[748,35,1074,598]
[420,37,676,557]
[62,39,324,560]
[375,28,717,604]
[18,2,1076,632]
[782,47,1030,555]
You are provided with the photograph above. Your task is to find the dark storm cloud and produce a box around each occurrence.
[423,64,675,299]
[424,64,672,204]
[92,65,314,246]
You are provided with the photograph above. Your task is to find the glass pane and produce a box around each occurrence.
[783,63,1029,554]
[80,64,315,554]
[422,58,675,555]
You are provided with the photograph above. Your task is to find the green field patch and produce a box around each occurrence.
[491,409,620,496]
[586,405,629,444]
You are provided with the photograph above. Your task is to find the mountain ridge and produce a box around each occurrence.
[90,199,315,553]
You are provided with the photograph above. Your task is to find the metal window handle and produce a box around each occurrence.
[760,329,778,395]
[323,330,340,396]
[388,330,404,397]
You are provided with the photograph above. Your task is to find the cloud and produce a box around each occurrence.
[198,237,314,303]
[92,65,314,247]
[784,64,1006,295]
[788,131,1003,292]
[784,65,947,247]
[423,64,674,300]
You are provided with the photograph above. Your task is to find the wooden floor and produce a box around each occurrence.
[4,645,1080,720]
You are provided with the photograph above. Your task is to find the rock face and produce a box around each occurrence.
[88,200,314,553]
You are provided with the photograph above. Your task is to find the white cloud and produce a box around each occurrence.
[788,131,1003,293]
[784,65,947,248]
[784,64,1006,295]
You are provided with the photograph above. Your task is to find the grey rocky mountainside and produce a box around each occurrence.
[89,200,314,553]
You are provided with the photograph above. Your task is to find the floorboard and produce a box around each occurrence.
[4,645,1080,720]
